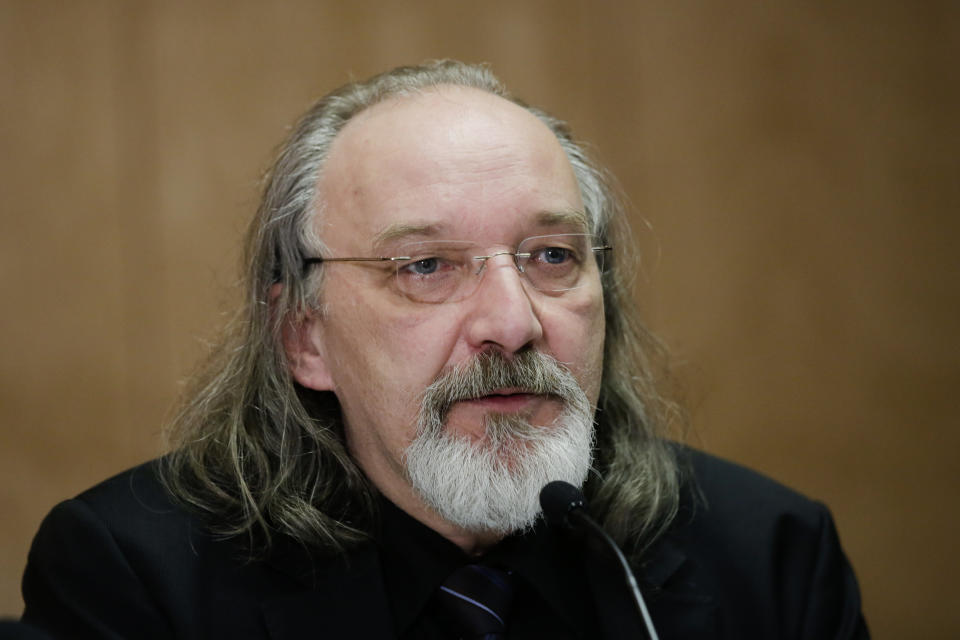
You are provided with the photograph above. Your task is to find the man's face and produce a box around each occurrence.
[291,87,606,538]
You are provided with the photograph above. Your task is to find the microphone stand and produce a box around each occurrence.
[540,481,660,640]
[569,509,660,640]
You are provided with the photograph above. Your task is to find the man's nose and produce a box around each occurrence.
[463,255,543,354]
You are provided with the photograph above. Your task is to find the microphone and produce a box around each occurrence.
[539,480,586,529]
[539,481,660,640]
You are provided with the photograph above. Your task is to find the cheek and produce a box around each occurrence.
[324,294,461,407]
[543,290,606,399]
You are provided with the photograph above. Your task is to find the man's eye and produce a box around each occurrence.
[404,257,441,275]
[538,247,572,264]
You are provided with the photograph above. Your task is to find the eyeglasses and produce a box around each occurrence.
[303,233,611,304]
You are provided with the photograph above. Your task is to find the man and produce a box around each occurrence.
[21,60,868,638]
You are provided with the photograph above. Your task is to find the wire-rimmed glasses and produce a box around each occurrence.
[303,233,611,304]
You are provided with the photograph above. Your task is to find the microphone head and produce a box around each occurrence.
[539,480,587,530]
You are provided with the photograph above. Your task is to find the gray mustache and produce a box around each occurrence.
[421,350,577,418]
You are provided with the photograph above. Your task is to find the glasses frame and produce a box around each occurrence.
[302,234,612,302]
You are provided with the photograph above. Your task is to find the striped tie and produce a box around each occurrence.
[436,564,515,639]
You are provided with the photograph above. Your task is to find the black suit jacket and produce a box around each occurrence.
[21,449,868,639]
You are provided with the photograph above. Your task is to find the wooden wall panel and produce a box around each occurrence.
[1,1,957,636]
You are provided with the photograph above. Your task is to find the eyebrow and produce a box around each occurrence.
[370,209,591,251]
[372,222,446,251]
[534,209,590,231]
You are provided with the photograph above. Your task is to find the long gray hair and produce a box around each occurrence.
[160,60,683,558]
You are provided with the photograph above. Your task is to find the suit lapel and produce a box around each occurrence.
[584,534,718,639]
[638,536,718,639]
[260,540,395,640]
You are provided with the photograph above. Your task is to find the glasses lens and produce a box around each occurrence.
[394,241,474,303]
[392,235,604,302]
[518,234,600,292]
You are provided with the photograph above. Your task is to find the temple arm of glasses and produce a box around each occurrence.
[303,256,411,266]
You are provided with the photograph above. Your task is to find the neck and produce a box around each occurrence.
[443,525,504,557]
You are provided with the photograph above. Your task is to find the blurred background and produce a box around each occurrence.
[1,1,957,636]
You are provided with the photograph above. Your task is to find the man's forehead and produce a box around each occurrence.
[315,85,586,252]
[325,86,568,177]
[341,85,523,139]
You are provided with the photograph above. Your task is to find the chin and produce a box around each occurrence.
[406,408,594,535]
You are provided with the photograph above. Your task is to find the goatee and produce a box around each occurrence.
[404,350,595,534]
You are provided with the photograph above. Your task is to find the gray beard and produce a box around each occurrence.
[404,350,596,535]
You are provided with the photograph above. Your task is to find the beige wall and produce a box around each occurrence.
[1,1,957,636]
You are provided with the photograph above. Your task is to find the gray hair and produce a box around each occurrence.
[160,60,683,558]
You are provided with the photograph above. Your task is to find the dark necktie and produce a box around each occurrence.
[436,564,516,639]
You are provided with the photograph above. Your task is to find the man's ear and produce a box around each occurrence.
[274,284,335,392]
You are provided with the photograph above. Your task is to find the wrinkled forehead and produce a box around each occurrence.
[313,86,585,251]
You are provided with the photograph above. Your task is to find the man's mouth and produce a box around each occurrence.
[458,389,543,412]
